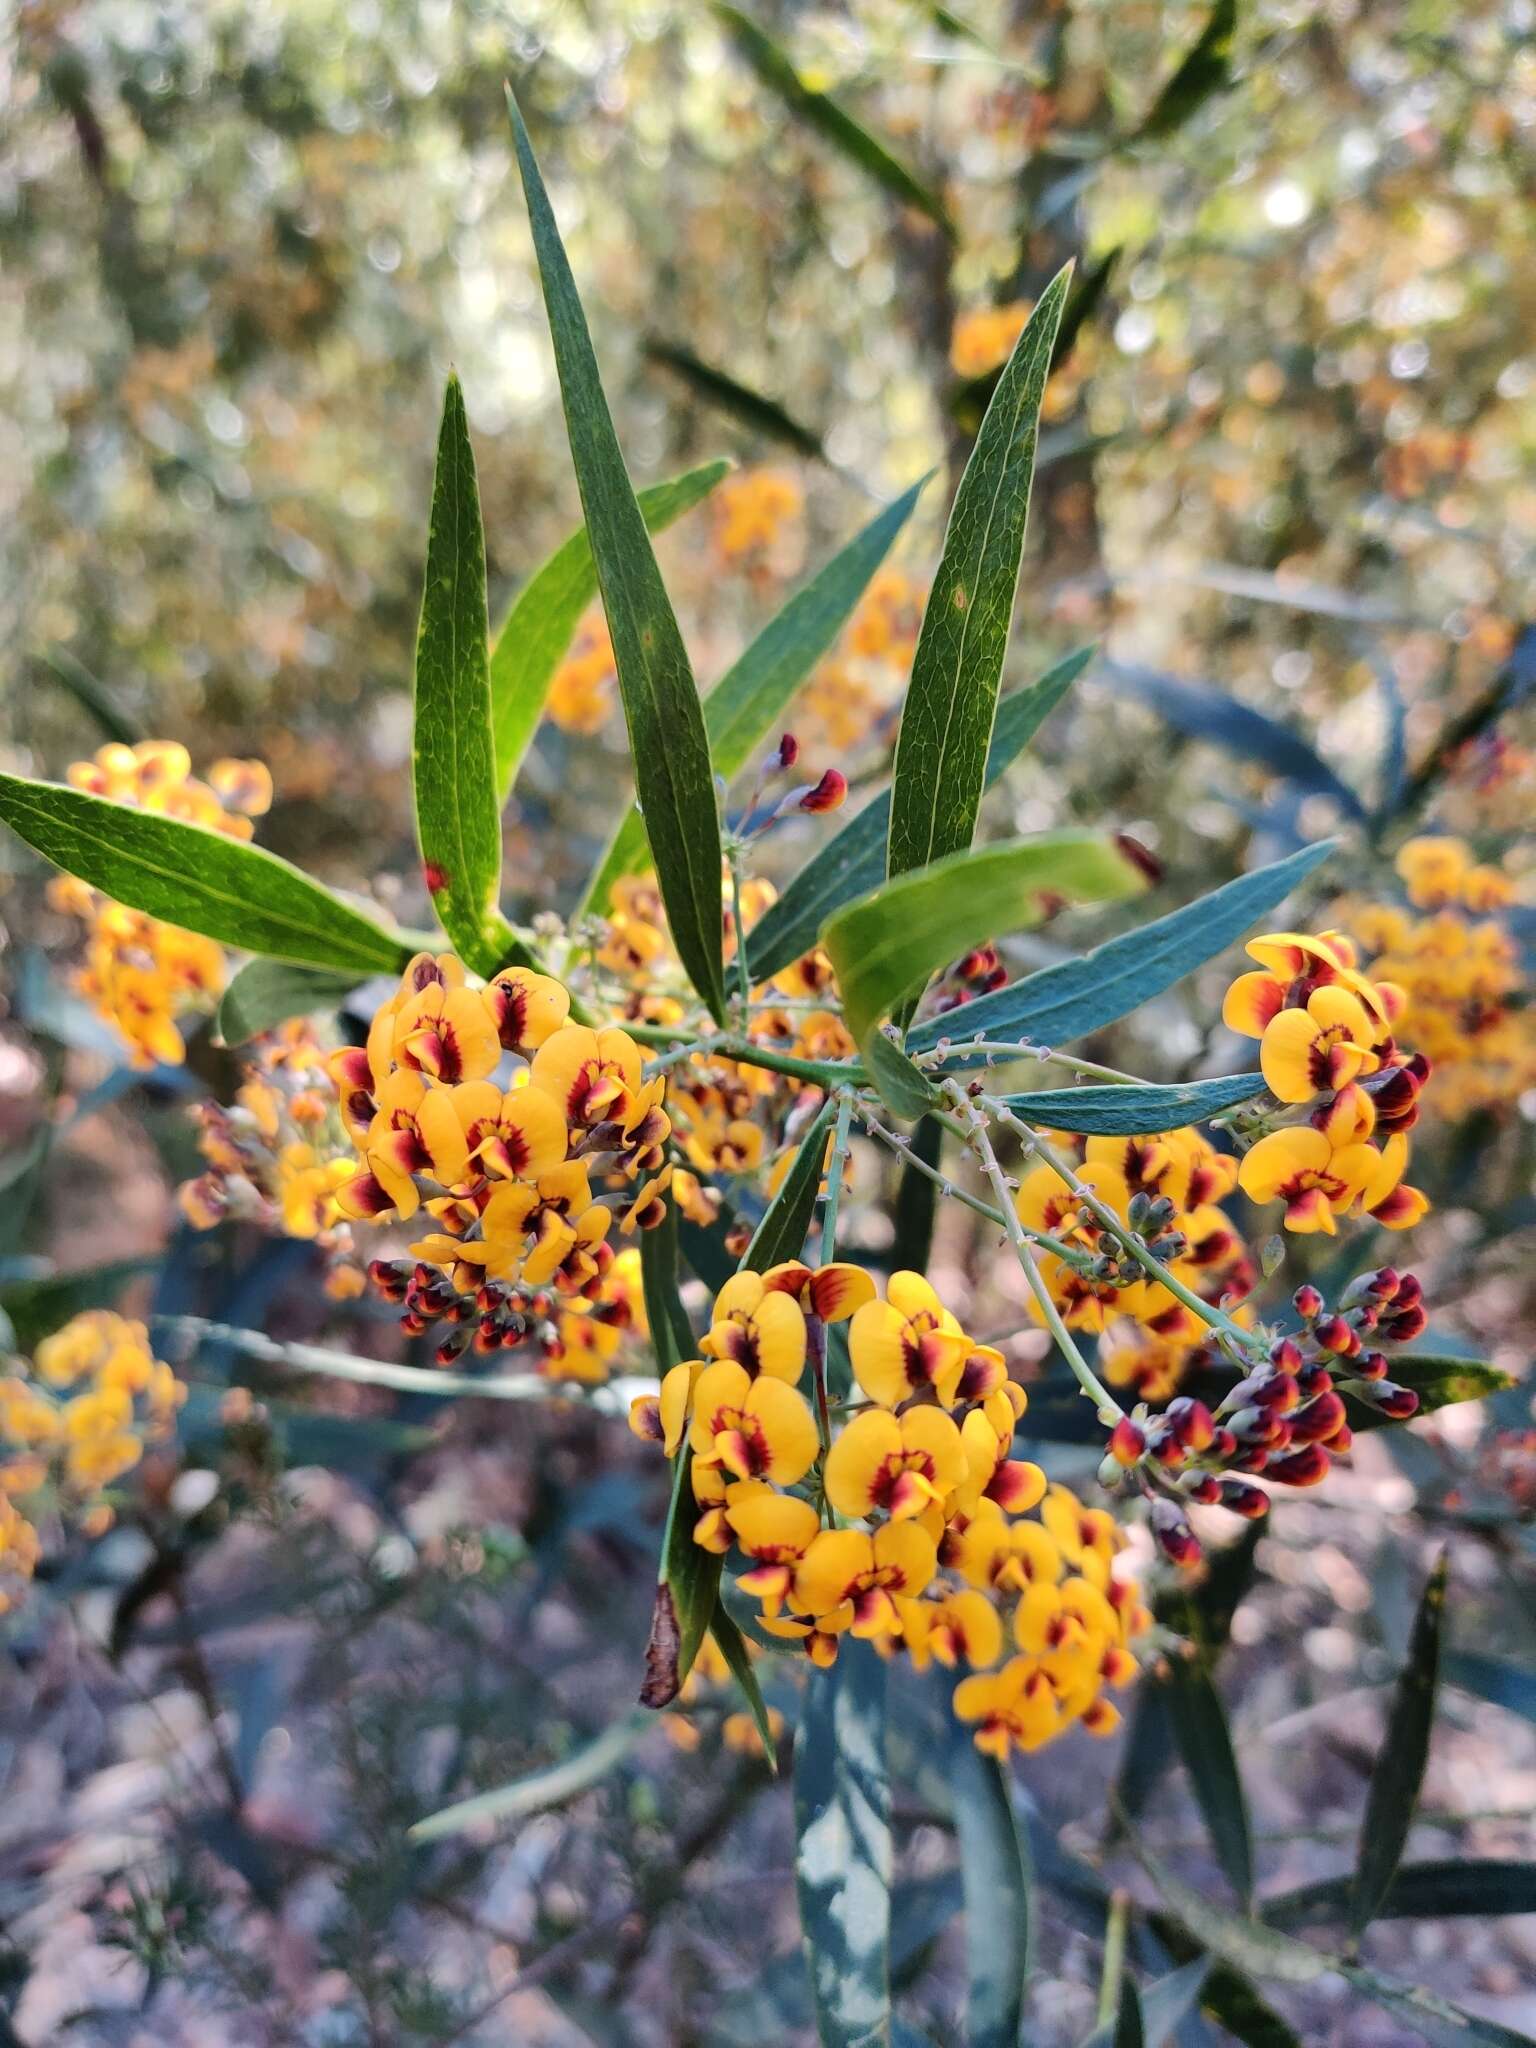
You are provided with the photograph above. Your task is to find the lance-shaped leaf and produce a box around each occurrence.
[412,376,506,976]
[508,92,727,1025]
[644,340,825,460]
[581,478,927,917]
[0,773,418,975]
[1103,663,1367,824]
[638,1212,714,1708]
[490,459,730,802]
[41,648,140,746]
[408,1709,651,1842]
[825,832,1142,1070]
[795,1641,892,2048]
[747,645,1091,984]
[948,1700,1032,2048]
[1344,1355,1513,1433]
[1266,1858,1536,1931]
[1164,1663,1254,1906]
[907,839,1336,1066]
[710,1597,778,1766]
[217,960,360,1045]
[1138,0,1239,140]
[1350,1552,1448,1940]
[999,1074,1264,1135]
[887,266,1073,886]
[742,1096,838,1272]
[0,1258,158,1355]
[715,5,954,240]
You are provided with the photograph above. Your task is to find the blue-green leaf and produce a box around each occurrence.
[644,340,825,460]
[795,1642,892,2048]
[581,478,927,917]
[490,460,730,803]
[998,1074,1264,1135]
[710,1597,778,1767]
[907,840,1337,1066]
[746,646,1091,984]
[0,773,418,975]
[41,647,139,746]
[412,375,506,976]
[639,1212,716,1710]
[217,959,359,1045]
[1165,1664,1254,1906]
[508,91,727,1025]
[1103,664,1367,824]
[1350,1552,1447,1940]
[1138,0,1239,139]
[409,1710,651,1842]
[1266,1859,1536,1931]
[887,267,1073,885]
[948,1698,1032,2047]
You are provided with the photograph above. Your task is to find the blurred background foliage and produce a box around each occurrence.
[2,1,1536,2043]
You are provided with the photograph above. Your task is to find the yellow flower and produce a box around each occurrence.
[450,1080,569,1182]
[792,1523,938,1637]
[699,1271,808,1384]
[392,977,501,1085]
[687,1361,819,1485]
[485,966,571,1053]
[530,1024,645,1127]
[950,300,1032,378]
[1396,835,1472,910]
[896,1590,1004,1672]
[759,1260,876,1324]
[823,1407,967,1522]
[848,1271,969,1408]
[1237,1123,1376,1234]
[1259,984,1380,1103]
[725,1487,821,1616]
[952,1657,1066,1758]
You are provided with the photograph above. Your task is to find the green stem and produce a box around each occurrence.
[944,1085,1123,1423]
[1096,1889,1131,2029]
[627,1019,861,1090]
[726,842,754,1027]
[922,1039,1146,1086]
[856,1106,1088,1263]
[819,1093,854,1266]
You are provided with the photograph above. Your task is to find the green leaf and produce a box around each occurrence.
[411,374,506,976]
[1139,1958,1214,2044]
[0,772,417,975]
[643,341,825,460]
[998,1074,1264,1135]
[742,1097,838,1272]
[1340,1968,1536,2048]
[951,248,1119,438]
[216,960,359,1044]
[1265,1859,1536,1931]
[508,90,727,1025]
[0,1257,157,1354]
[640,1204,696,1374]
[1129,1840,1331,1988]
[715,5,955,240]
[489,459,730,803]
[1078,1980,1145,2048]
[907,840,1337,1066]
[1138,0,1239,140]
[825,832,1142,1067]
[795,1641,892,2048]
[888,1116,942,1275]
[710,1596,779,1767]
[1345,1355,1514,1433]
[41,648,140,746]
[1164,1663,1254,1906]
[408,1710,651,1842]
[747,645,1091,984]
[864,1028,941,1121]
[581,478,927,917]
[947,1699,1031,2048]
[1350,1552,1447,1940]
[887,266,1073,888]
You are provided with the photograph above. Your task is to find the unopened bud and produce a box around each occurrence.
[1290,1390,1347,1443]
[1355,1349,1389,1381]
[1216,1478,1270,1519]
[777,731,800,768]
[1293,1283,1324,1320]
[1315,1316,1360,1358]
[1363,1380,1420,1420]
[1109,1416,1146,1466]
[1265,1442,1332,1488]
[1180,1472,1222,1504]
[799,769,848,813]
[1166,1397,1215,1453]
[1150,1496,1202,1568]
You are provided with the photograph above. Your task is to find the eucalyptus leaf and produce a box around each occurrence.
[0,773,417,975]
[490,460,730,802]
[907,840,1336,1066]
[508,91,727,1024]
[748,645,1091,984]
[888,266,1073,885]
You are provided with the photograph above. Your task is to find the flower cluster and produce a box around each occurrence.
[629,1265,1148,1755]
[1103,1268,1427,1568]
[179,1020,365,1298]
[1350,838,1534,1120]
[330,954,668,1374]
[713,468,803,566]
[546,613,618,736]
[1223,930,1430,1234]
[0,1312,184,1607]
[48,741,272,1065]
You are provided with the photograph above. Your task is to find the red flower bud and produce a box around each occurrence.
[1269,1337,1304,1370]
[1150,1497,1202,1568]
[799,769,848,813]
[1293,1283,1324,1320]
[1217,1478,1270,1518]
[1355,1349,1389,1381]
[1166,1397,1216,1452]
[1371,1381,1420,1420]
[1109,1416,1146,1466]
[1265,1442,1332,1488]
[777,731,800,768]
[1296,1361,1334,1397]
[1290,1390,1347,1443]
[1315,1316,1360,1358]
[1181,1473,1223,1504]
